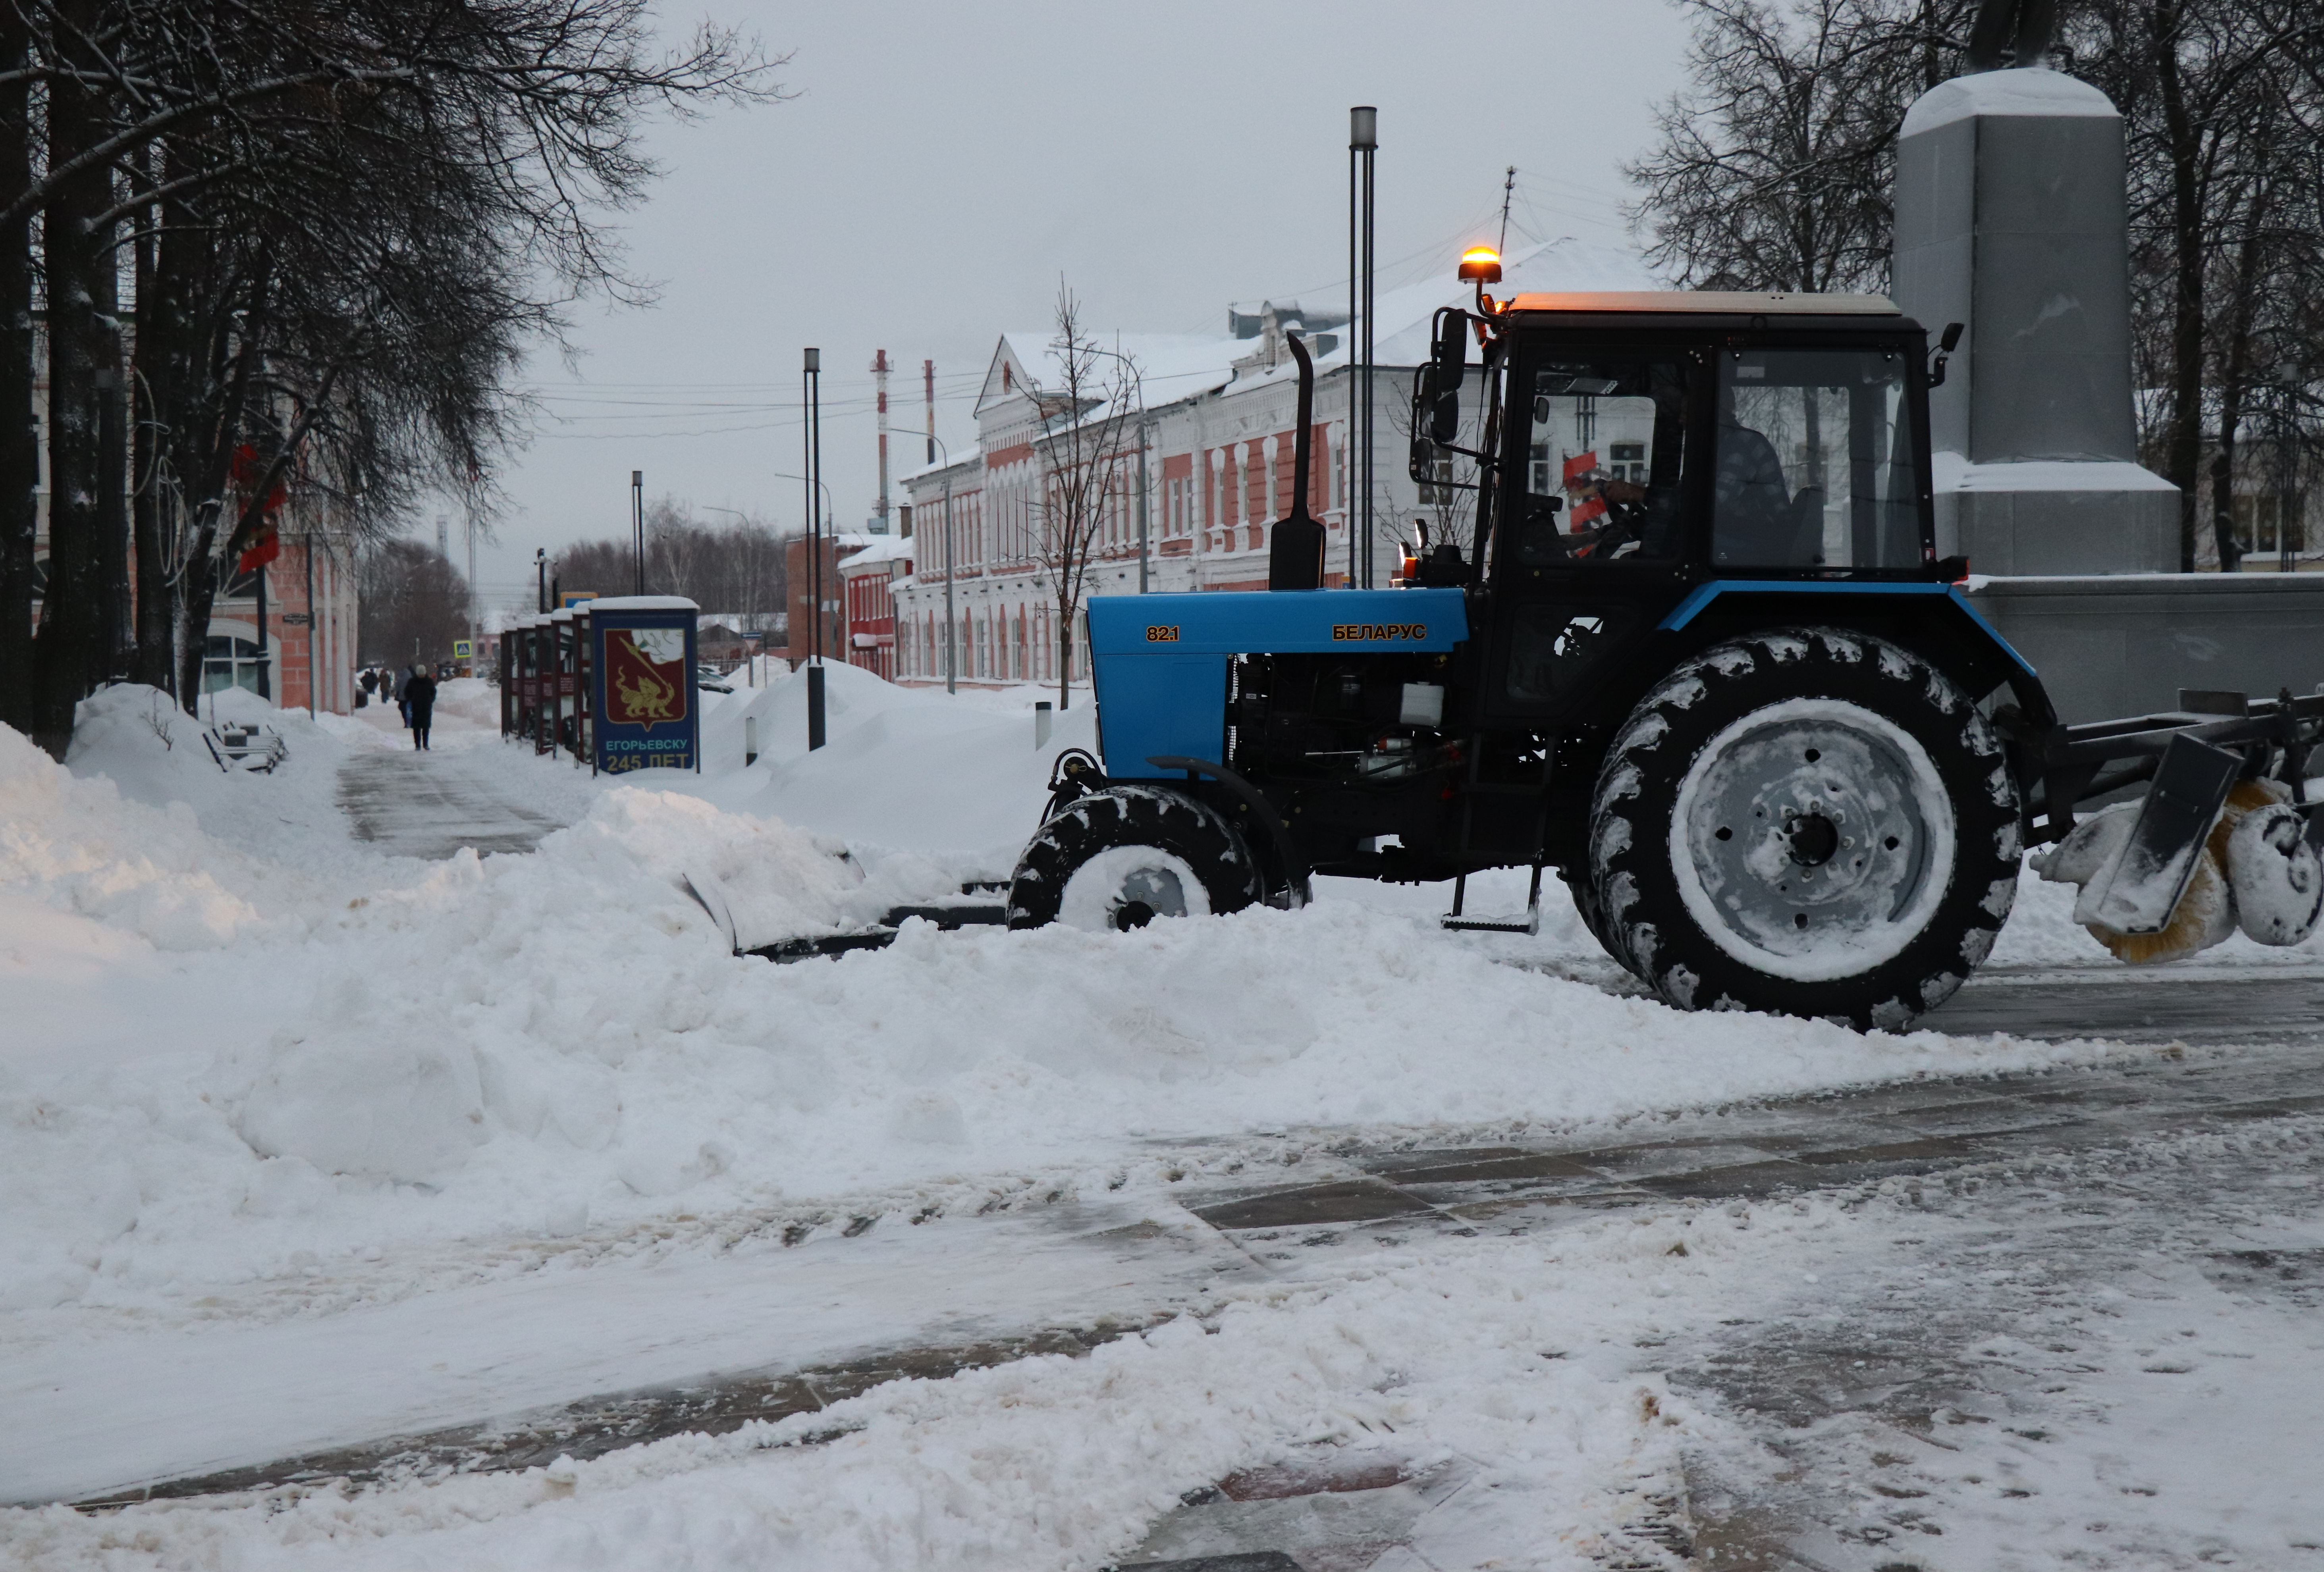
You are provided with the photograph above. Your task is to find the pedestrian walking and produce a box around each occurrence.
[359,667,379,699]
[395,665,414,728]
[406,666,438,750]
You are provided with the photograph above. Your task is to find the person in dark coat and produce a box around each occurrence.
[405,666,438,750]
[394,665,413,728]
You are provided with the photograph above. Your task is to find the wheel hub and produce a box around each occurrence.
[1671,699,1954,973]
[1786,810,1840,867]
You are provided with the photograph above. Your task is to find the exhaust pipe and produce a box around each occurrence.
[1267,331,1326,591]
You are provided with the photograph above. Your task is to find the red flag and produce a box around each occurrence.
[228,443,289,574]
[1562,451,1597,487]
[236,522,281,575]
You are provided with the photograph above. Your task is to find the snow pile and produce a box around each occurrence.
[0,714,2121,1318]
[689,661,1095,864]
[1,719,287,953]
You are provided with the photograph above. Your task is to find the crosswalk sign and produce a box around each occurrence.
[453,639,473,659]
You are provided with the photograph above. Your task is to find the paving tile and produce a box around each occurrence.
[1634,1160,1817,1199]
[1361,1150,1601,1186]
[1562,1142,1790,1179]
[1115,1555,1305,1572]
[1790,1137,1980,1167]
[1191,1181,1436,1232]
[1889,1100,2075,1138]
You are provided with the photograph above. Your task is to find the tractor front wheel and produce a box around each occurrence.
[1007,785,1265,932]
[1585,626,2021,1031]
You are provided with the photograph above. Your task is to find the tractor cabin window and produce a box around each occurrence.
[1514,359,1688,566]
[1713,349,1918,569]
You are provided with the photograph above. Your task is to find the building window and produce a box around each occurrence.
[203,634,267,695]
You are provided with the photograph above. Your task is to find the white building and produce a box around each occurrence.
[891,239,1657,686]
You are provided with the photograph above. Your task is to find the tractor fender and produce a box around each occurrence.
[1147,754,1313,908]
[1657,579,2053,726]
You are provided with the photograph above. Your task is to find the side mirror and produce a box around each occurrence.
[1929,321,1964,389]
[1428,312,1466,443]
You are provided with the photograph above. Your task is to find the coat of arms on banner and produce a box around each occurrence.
[606,628,688,728]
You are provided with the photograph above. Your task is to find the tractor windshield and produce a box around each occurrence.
[1712,349,1919,569]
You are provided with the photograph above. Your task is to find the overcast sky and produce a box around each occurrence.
[461,0,1695,607]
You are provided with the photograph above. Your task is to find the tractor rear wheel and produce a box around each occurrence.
[1007,785,1265,932]
[1585,626,2021,1031]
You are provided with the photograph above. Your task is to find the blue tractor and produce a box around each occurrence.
[1004,258,2323,1029]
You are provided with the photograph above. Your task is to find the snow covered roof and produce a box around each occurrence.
[584,595,699,613]
[895,445,981,485]
[840,533,916,568]
[976,329,1244,424]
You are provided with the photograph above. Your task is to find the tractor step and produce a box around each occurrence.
[1441,865,1545,936]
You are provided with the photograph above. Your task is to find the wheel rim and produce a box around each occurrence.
[1056,845,1211,932]
[1667,696,1956,982]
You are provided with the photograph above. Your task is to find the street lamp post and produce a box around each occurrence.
[630,470,644,595]
[1350,105,1377,588]
[803,348,825,749]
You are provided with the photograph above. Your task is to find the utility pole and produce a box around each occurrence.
[873,348,891,534]
[804,347,825,749]
[924,358,936,465]
[465,513,478,678]
[630,470,644,595]
[1136,415,1151,593]
[1352,106,1378,589]
[1498,165,1516,254]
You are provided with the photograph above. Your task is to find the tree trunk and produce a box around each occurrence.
[93,215,127,682]
[2151,0,2207,572]
[129,176,173,692]
[174,260,268,714]
[0,6,36,736]
[30,5,113,757]
[2208,171,2274,574]
[2210,385,2244,572]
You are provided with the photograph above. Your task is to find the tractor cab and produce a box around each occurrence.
[1420,285,1947,735]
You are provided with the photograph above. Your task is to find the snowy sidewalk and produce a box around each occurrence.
[336,746,571,859]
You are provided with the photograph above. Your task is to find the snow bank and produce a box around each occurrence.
[687,662,1096,866]
[2,712,2118,1319]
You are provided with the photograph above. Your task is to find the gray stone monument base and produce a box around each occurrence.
[1965,572,2324,722]
[1933,457,2179,576]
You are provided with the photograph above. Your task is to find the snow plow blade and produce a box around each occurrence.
[2072,734,2242,934]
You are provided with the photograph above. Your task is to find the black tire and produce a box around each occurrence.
[1585,626,2020,1030]
[1007,784,1265,932]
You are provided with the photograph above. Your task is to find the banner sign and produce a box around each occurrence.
[590,605,697,774]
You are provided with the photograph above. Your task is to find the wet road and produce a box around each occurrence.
[86,1033,2324,1537]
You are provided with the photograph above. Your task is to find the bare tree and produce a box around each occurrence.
[1625,0,1956,295]
[2074,0,2324,566]
[357,537,470,667]
[1,0,784,751]
[555,497,795,632]
[1026,281,1140,710]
